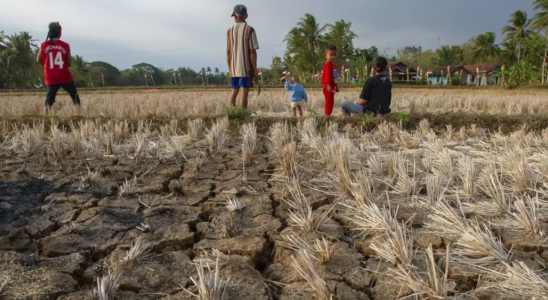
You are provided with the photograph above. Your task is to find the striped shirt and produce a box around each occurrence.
[226,22,259,78]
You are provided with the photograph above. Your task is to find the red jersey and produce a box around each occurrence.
[321,62,338,87]
[40,40,73,86]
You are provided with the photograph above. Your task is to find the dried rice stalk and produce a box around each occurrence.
[350,170,374,205]
[341,202,398,238]
[457,158,477,198]
[478,170,511,214]
[509,197,544,236]
[371,219,414,266]
[291,249,332,300]
[188,118,204,140]
[425,200,468,240]
[123,235,150,263]
[454,223,510,266]
[269,122,292,151]
[205,120,227,153]
[184,258,233,300]
[92,271,120,300]
[240,123,257,164]
[426,175,445,207]
[481,261,548,299]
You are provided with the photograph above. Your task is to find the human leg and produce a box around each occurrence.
[341,100,364,115]
[291,107,297,117]
[61,82,81,106]
[322,86,334,116]
[240,88,249,108]
[297,105,303,117]
[45,84,61,108]
[230,88,239,107]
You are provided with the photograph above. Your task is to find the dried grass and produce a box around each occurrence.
[425,200,468,240]
[123,235,150,263]
[184,258,233,300]
[371,219,414,266]
[481,261,548,299]
[206,119,227,153]
[92,271,120,300]
[240,123,257,164]
[343,202,398,238]
[454,223,511,266]
[291,249,332,300]
[225,196,245,212]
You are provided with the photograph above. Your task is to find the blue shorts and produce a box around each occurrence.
[231,77,249,89]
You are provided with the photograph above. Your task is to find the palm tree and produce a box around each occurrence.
[325,20,357,66]
[532,0,548,84]
[215,67,220,75]
[2,32,37,87]
[502,10,531,63]
[472,32,500,63]
[284,14,329,74]
[435,45,455,67]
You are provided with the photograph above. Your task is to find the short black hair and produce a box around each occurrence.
[326,44,337,52]
[374,57,388,73]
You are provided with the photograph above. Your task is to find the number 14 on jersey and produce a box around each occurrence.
[49,52,65,69]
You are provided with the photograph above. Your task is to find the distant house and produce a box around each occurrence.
[427,63,501,86]
[388,62,417,81]
[463,63,502,86]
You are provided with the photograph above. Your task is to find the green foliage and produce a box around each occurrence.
[361,114,375,129]
[418,79,426,85]
[451,78,461,86]
[499,61,539,89]
[391,112,410,128]
[224,107,253,127]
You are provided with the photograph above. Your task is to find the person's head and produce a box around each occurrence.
[325,45,337,63]
[290,76,299,84]
[46,22,62,45]
[231,4,248,22]
[373,57,388,74]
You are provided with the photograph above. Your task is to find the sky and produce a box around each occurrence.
[0,0,536,72]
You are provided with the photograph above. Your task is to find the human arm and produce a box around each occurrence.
[66,47,72,68]
[284,81,293,91]
[249,29,259,82]
[36,46,43,65]
[250,49,258,82]
[359,78,373,105]
[303,89,308,101]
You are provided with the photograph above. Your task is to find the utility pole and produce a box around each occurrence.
[101,74,105,87]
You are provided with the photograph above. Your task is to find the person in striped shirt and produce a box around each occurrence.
[226,4,259,108]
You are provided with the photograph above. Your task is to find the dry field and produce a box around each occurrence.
[0,89,548,300]
[1,88,548,118]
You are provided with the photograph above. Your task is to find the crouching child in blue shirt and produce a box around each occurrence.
[282,76,308,118]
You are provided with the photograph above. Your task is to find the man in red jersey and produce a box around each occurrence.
[36,22,80,113]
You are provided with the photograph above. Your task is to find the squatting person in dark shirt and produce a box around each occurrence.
[341,57,392,115]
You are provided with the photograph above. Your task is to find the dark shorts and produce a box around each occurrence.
[231,77,249,89]
[46,81,80,106]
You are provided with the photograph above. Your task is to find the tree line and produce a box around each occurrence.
[0,33,230,89]
[1,0,547,88]
[269,0,548,86]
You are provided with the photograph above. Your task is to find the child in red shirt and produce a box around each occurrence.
[321,45,339,116]
[36,22,81,113]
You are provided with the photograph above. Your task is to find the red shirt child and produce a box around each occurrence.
[321,45,339,116]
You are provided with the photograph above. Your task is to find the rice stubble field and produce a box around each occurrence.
[0,88,548,300]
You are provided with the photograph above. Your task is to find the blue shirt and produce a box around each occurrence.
[284,82,308,102]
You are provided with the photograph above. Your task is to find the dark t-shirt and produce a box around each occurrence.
[360,75,392,114]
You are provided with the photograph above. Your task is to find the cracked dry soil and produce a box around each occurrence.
[1,128,545,300]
